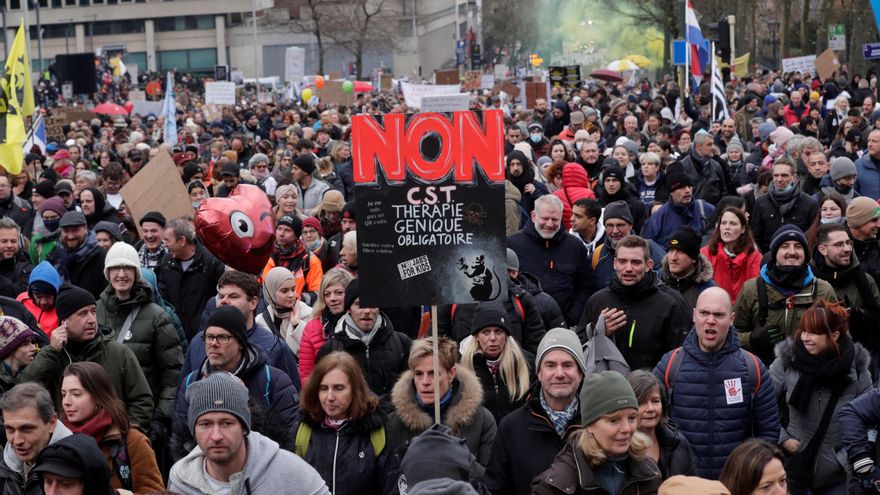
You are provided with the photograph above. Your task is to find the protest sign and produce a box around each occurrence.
[419,94,470,113]
[130,101,163,117]
[481,74,495,90]
[351,110,507,307]
[44,116,65,141]
[315,80,355,105]
[434,69,460,85]
[121,150,193,237]
[782,55,816,76]
[400,82,461,109]
[493,64,508,80]
[128,90,145,102]
[205,82,236,105]
[258,92,274,104]
[815,49,841,80]
[525,81,548,109]
[462,70,482,90]
[285,46,305,82]
[500,80,520,98]
[202,103,222,122]
[380,74,394,91]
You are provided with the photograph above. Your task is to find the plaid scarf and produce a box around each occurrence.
[138,243,168,269]
[540,392,578,437]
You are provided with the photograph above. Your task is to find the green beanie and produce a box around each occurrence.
[579,371,639,426]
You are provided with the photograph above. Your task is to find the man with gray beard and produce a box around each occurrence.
[507,195,594,326]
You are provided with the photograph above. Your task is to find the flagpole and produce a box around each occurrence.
[684,0,689,95]
[711,42,716,121]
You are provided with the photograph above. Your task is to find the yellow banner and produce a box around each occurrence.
[0,21,33,175]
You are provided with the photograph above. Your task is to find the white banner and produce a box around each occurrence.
[205,82,236,105]
[419,94,470,113]
[400,82,461,109]
[130,101,164,117]
[285,46,305,83]
[781,55,816,76]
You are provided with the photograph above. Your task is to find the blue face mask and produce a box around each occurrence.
[192,201,201,209]
[820,216,844,225]
[43,218,60,231]
[530,134,542,143]
[779,182,795,193]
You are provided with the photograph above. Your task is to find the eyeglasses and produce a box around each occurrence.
[202,334,234,344]
[823,240,853,249]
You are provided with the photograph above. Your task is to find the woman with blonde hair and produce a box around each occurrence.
[273,184,306,220]
[297,268,355,385]
[458,305,532,423]
[532,371,661,495]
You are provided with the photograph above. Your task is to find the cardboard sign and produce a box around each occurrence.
[419,94,470,113]
[815,49,841,81]
[782,55,816,76]
[500,80,520,98]
[44,116,66,141]
[434,69,460,85]
[462,70,482,90]
[380,74,394,91]
[120,150,194,237]
[351,110,508,307]
[315,80,355,106]
[400,82,461,109]
[525,81,548,109]
[205,82,236,105]
[202,103,222,122]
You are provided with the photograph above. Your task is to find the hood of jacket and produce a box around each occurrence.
[29,261,62,292]
[561,162,590,190]
[169,430,284,494]
[661,253,714,289]
[391,365,483,435]
[2,420,72,475]
[505,180,522,202]
[513,272,545,295]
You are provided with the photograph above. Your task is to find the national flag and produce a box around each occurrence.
[685,0,709,82]
[23,114,45,155]
[711,52,730,121]
[0,21,34,175]
[162,71,177,146]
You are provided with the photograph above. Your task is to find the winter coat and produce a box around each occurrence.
[486,393,581,495]
[628,171,669,208]
[386,366,497,469]
[96,427,165,495]
[855,153,880,200]
[596,187,647,234]
[181,321,301,391]
[468,352,533,424]
[591,240,666,291]
[531,440,662,495]
[439,287,546,355]
[47,241,108,299]
[677,150,728,205]
[20,333,154,432]
[553,164,596,230]
[16,260,61,335]
[254,299,311,355]
[783,103,811,127]
[814,174,860,203]
[733,268,838,364]
[0,254,32,298]
[298,313,340,386]
[851,235,880,289]
[659,253,715,311]
[168,430,330,495]
[316,314,412,399]
[295,409,392,495]
[641,199,715,248]
[507,221,594,326]
[580,271,691,370]
[155,243,225,340]
[267,246,324,306]
[0,296,44,344]
[171,346,299,462]
[653,328,780,478]
[750,191,818,252]
[296,178,332,215]
[97,280,183,419]
[840,388,880,470]
[655,423,697,479]
[811,250,880,353]
[700,243,762,303]
[769,338,872,489]
[506,180,523,235]
[0,196,33,240]
[0,422,72,495]
[511,273,566,333]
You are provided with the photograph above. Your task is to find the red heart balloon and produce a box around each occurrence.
[195,184,275,274]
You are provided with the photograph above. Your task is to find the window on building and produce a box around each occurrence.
[125,52,147,73]
[51,0,61,7]
[158,48,216,73]
[92,19,145,35]
[10,0,20,10]
[155,15,215,32]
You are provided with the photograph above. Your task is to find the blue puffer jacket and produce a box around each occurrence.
[641,199,715,247]
[654,326,779,479]
[507,221,594,326]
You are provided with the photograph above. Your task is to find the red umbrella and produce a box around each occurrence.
[93,102,129,115]
[589,69,623,82]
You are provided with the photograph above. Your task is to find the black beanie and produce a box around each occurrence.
[56,286,96,322]
[400,424,474,487]
[293,155,316,175]
[666,227,702,261]
[276,215,303,238]
[470,305,510,335]
[205,305,249,349]
[602,165,626,183]
[344,278,360,311]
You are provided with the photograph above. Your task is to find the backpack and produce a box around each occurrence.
[663,346,762,412]
[294,422,385,458]
[756,277,817,326]
[582,314,630,376]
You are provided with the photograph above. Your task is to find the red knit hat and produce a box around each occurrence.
[302,216,324,237]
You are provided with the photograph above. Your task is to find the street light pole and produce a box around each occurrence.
[251,0,259,78]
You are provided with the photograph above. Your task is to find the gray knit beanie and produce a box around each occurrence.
[186,372,251,435]
[579,371,638,425]
[535,328,587,375]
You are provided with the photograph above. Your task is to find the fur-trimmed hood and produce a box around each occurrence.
[774,335,871,375]
[390,365,484,435]
[661,252,714,286]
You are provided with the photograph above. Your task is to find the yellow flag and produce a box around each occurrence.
[0,21,34,175]
[733,53,751,78]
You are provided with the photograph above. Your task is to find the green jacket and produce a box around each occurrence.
[97,280,183,419]
[19,333,154,432]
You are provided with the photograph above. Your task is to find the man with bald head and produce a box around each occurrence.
[654,287,779,478]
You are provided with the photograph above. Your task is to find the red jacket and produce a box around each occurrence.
[16,292,58,337]
[298,316,328,386]
[553,163,596,230]
[700,243,762,302]
[782,103,810,127]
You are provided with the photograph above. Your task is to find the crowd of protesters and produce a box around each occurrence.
[2,63,880,494]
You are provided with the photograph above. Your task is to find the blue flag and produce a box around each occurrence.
[162,72,177,146]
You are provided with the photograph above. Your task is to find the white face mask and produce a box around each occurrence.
[575,141,584,151]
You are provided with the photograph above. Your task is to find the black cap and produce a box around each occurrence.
[59,211,86,229]
[139,211,166,228]
[276,215,302,238]
[34,180,56,199]
[54,182,73,196]
[205,305,249,349]
[342,201,356,221]
[56,286,96,322]
[344,278,360,311]
[470,304,511,335]
[666,227,702,261]
[667,171,694,192]
[221,162,240,177]
[293,155,316,175]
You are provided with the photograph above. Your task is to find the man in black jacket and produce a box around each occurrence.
[507,195,593,326]
[485,328,586,495]
[751,157,818,252]
[46,211,106,299]
[0,218,33,297]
